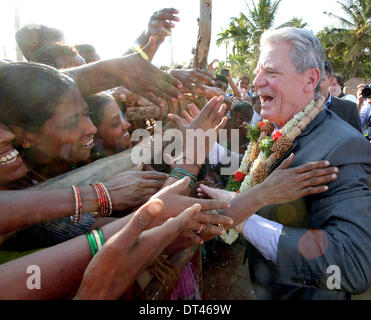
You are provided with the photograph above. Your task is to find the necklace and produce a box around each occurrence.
[221,96,325,244]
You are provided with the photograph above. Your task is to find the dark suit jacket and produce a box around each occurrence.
[328,95,362,133]
[246,109,371,300]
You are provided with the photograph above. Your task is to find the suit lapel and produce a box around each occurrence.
[269,109,327,172]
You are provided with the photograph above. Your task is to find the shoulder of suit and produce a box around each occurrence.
[309,109,363,142]
[330,96,357,108]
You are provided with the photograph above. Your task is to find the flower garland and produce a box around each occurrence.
[222,96,325,244]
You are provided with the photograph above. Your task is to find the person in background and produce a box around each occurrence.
[31,44,86,69]
[75,44,101,63]
[237,75,253,101]
[319,60,362,132]
[249,92,263,127]
[213,74,229,93]
[330,73,357,103]
[356,83,371,140]
[15,24,65,61]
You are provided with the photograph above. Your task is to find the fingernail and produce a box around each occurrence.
[325,161,330,165]
[220,230,226,235]
[332,174,337,179]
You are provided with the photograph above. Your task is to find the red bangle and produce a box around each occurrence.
[91,183,105,217]
[96,183,109,216]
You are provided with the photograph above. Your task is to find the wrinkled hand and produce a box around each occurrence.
[105,164,169,211]
[256,153,338,206]
[146,8,180,43]
[168,69,216,98]
[120,38,183,107]
[150,177,231,227]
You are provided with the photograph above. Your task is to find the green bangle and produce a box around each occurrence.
[97,229,105,246]
[86,232,97,256]
[172,168,197,181]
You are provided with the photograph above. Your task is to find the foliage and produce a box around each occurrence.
[216,0,308,79]
[258,136,274,157]
[225,175,242,192]
[247,123,260,142]
[317,0,370,78]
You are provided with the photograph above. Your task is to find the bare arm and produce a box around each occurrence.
[227,74,241,98]
[0,168,168,235]
[63,52,183,107]
[0,181,231,299]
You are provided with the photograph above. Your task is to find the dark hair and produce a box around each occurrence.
[333,73,345,89]
[15,24,64,59]
[215,74,228,85]
[232,101,253,120]
[0,62,77,132]
[324,60,333,78]
[75,44,96,55]
[31,44,80,68]
[74,44,99,63]
[238,75,250,83]
[85,93,115,127]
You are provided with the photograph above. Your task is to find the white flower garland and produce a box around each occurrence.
[221,99,321,245]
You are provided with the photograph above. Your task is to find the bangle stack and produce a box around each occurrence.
[90,182,113,217]
[86,229,105,256]
[170,168,197,189]
[70,185,82,223]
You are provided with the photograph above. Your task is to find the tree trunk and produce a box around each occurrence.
[193,0,212,70]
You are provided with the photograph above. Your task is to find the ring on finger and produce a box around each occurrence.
[195,224,203,234]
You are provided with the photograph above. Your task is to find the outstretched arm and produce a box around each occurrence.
[63,46,183,107]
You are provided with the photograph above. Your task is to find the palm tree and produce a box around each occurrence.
[320,0,370,77]
[216,0,308,78]
[277,17,308,29]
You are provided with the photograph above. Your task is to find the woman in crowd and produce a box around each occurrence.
[0,62,169,248]
[86,93,132,160]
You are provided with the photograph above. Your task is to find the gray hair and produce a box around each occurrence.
[260,27,325,93]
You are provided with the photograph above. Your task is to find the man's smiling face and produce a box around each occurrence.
[253,41,315,127]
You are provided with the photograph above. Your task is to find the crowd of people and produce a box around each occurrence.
[0,7,370,300]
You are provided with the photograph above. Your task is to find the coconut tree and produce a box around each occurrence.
[319,0,370,77]
[216,0,308,78]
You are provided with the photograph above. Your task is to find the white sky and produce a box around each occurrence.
[1,0,346,66]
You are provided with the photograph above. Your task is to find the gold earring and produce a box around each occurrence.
[22,142,31,149]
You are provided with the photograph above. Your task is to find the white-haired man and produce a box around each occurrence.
[200,27,371,300]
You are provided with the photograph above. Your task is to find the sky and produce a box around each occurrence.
[1,0,346,66]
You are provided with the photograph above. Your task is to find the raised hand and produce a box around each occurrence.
[168,69,216,98]
[167,96,228,163]
[146,8,180,43]
[119,38,183,107]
